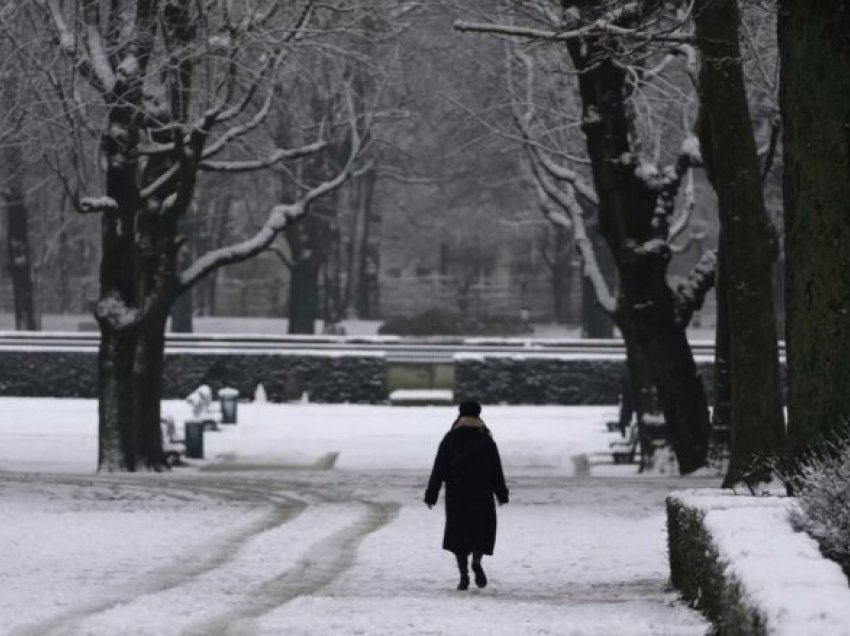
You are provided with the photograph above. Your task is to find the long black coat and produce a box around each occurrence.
[424,422,509,556]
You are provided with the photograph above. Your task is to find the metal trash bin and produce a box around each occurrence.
[218,387,240,424]
[184,419,205,459]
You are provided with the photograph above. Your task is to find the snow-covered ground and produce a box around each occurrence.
[0,312,717,340]
[0,400,713,635]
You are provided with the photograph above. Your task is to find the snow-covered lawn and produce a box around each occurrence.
[0,400,712,635]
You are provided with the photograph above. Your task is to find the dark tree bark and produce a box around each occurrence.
[544,223,577,325]
[3,176,39,331]
[711,242,732,452]
[352,167,378,319]
[170,289,193,333]
[779,1,850,458]
[581,216,616,337]
[285,218,323,334]
[695,0,785,485]
[170,231,193,333]
[565,37,711,474]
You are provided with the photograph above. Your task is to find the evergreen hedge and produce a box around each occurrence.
[666,496,768,635]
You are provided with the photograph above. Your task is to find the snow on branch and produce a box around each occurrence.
[79,196,118,214]
[527,153,617,316]
[94,292,140,331]
[199,139,327,173]
[199,86,277,161]
[81,0,117,91]
[180,100,368,291]
[35,0,106,92]
[674,249,718,328]
[647,134,702,237]
[669,166,696,242]
[507,51,599,210]
[454,20,696,45]
[179,203,300,291]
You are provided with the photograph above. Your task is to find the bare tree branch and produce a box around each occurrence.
[180,100,369,290]
[454,20,696,45]
[199,139,327,172]
[527,152,617,315]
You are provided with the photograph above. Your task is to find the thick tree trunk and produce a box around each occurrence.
[582,276,615,337]
[98,318,168,471]
[353,168,378,319]
[550,224,575,324]
[4,182,39,331]
[581,220,616,337]
[136,315,169,467]
[695,0,785,485]
[98,327,137,470]
[618,256,711,473]
[96,97,175,472]
[58,199,70,314]
[711,243,732,454]
[288,256,320,335]
[170,289,193,333]
[779,1,850,458]
[567,40,710,473]
[621,323,663,470]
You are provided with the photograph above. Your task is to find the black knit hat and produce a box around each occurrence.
[458,400,482,417]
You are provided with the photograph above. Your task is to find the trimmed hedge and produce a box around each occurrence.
[162,353,386,403]
[0,348,781,405]
[666,497,768,635]
[455,356,718,405]
[0,351,99,398]
[0,350,385,403]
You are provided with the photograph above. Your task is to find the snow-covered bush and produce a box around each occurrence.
[790,437,850,581]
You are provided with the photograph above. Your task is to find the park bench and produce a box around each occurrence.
[610,422,639,464]
[609,415,670,466]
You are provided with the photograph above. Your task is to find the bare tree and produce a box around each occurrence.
[17,1,371,470]
[460,3,716,473]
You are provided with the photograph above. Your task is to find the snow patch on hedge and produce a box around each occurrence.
[669,490,850,635]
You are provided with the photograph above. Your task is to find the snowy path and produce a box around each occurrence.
[1,470,710,636]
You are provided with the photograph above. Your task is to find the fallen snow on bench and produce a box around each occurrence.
[672,489,850,636]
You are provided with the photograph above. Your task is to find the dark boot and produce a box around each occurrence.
[471,553,487,588]
[455,553,470,590]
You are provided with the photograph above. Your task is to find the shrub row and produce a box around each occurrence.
[161,353,386,403]
[666,496,768,635]
[0,349,780,405]
[0,350,385,403]
[455,355,717,405]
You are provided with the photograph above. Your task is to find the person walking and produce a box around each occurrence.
[424,400,509,590]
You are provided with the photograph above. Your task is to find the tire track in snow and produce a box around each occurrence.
[8,476,305,636]
[182,500,400,636]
